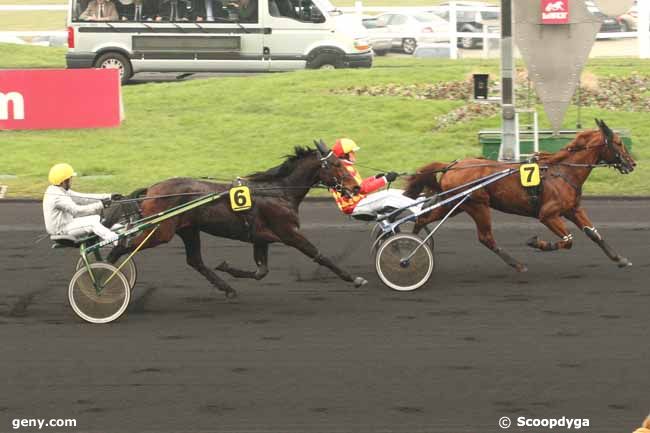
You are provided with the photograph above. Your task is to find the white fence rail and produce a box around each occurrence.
[1,1,648,58]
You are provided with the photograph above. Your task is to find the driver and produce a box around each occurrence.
[43,163,122,244]
[329,138,398,215]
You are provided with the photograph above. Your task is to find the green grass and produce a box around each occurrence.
[0,43,66,68]
[0,44,648,197]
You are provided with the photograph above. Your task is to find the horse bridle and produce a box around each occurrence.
[318,151,351,193]
[565,126,627,172]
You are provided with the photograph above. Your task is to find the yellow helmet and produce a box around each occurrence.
[333,138,361,157]
[48,163,77,185]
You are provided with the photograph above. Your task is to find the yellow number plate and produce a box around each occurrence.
[229,186,252,212]
[519,163,541,187]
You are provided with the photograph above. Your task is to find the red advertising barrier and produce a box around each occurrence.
[541,0,569,24]
[0,69,123,131]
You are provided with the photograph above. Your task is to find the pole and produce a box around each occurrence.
[498,0,517,161]
[640,0,650,59]
[449,1,458,60]
[355,0,363,24]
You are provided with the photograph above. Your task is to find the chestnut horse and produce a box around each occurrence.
[404,119,636,271]
[106,142,367,299]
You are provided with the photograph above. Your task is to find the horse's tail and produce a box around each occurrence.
[404,162,447,198]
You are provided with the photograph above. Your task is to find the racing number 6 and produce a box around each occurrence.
[230,186,252,211]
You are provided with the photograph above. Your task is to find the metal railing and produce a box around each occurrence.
[341,0,650,59]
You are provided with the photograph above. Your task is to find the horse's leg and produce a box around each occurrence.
[176,227,238,298]
[565,207,632,267]
[464,202,528,272]
[215,242,270,280]
[526,215,574,252]
[279,228,367,287]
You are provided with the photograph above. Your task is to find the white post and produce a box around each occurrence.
[449,1,458,60]
[355,0,363,23]
[482,31,489,59]
[639,0,650,59]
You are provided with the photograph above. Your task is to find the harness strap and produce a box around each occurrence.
[550,172,582,196]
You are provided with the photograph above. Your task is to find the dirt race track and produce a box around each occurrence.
[1,200,649,433]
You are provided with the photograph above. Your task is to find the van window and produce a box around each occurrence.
[72,0,230,23]
[268,0,325,23]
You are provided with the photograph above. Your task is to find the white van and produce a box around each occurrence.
[66,0,373,83]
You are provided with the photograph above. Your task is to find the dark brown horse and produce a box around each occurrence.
[404,119,636,271]
[106,142,367,298]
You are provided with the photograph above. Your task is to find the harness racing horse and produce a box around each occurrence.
[105,142,367,299]
[404,119,636,271]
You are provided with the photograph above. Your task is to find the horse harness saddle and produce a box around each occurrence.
[230,178,257,242]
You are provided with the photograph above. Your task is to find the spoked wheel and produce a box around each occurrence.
[69,262,130,324]
[370,220,434,255]
[76,254,137,289]
[375,233,434,291]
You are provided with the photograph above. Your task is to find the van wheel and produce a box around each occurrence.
[402,38,417,55]
[94,52,132,85]
[308,53,341,70]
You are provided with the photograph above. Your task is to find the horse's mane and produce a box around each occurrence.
[536,129,601,164]
[246,146,317,182]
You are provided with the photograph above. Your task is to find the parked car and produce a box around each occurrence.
[618,5,638,32]
[370,11,450,55]
[617,2,648,33]
[585,0,624,33]
[362,16,394,56]
[436,1,499,49]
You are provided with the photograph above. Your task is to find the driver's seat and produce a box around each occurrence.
[50,234,97,249]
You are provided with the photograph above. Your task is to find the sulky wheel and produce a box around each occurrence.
[375,233,434,291]
[69,262,130,324]
[370,221,434,255]
[76,254,137,290]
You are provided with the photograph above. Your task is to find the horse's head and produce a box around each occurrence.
[595,119,636,174]
[313,139,358,196]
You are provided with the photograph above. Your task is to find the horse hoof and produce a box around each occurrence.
[354,277,368,288]
[225,290,238,299]
[526,236,539,248]
[515,264,528,273]
[617,258,632,268]
[215,261,229,272]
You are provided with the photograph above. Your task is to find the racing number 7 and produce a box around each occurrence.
[519,163,541,187]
